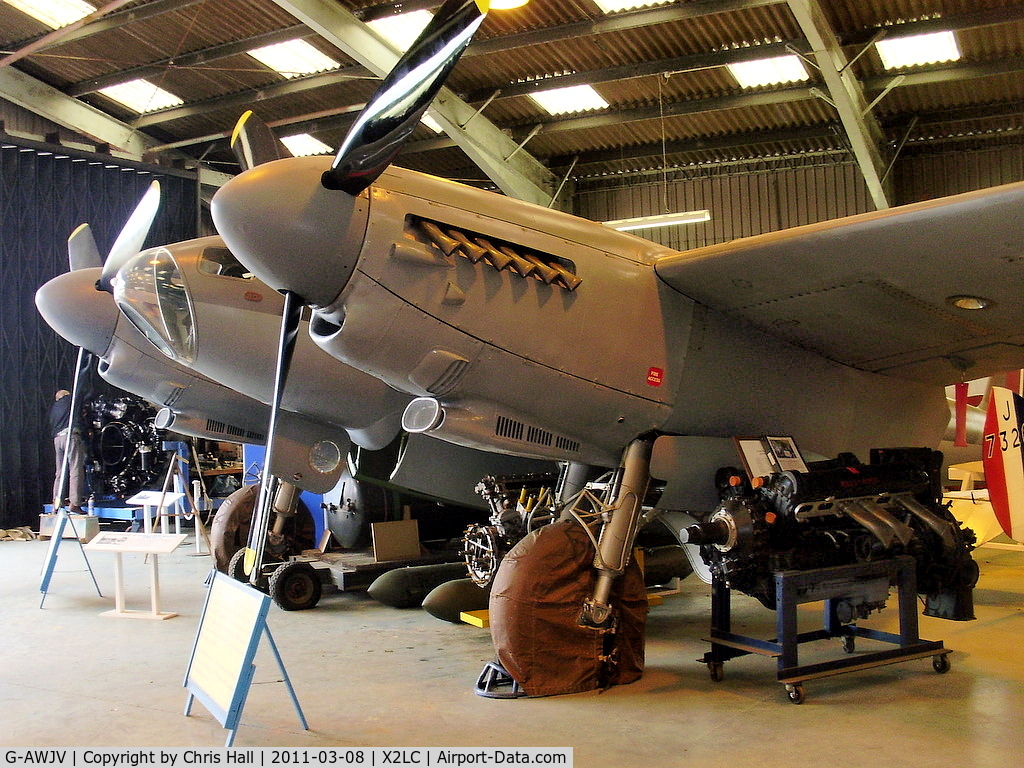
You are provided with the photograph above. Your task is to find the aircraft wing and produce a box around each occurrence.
[654,180,1024,386]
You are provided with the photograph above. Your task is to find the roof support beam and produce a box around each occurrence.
[786,0,890,209]
[0,65,155,159]
[269,0,558,208]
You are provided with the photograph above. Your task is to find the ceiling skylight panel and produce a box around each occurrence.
[280,134,333,157]
[5,0,94,29]
[529,84,609,115]
[592,0,674,12]
[99,80,183,113]
[420,113,443,133]
[876,30,961,70]
[247,40,339,78]
[727,55,809,89]
[367,10,433,53]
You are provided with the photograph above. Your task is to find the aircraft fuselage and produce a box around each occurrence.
[214,158,949,481]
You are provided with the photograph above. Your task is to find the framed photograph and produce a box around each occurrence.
[733,435,809,480]
[762,435,808,473]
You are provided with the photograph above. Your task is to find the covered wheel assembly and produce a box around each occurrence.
[210,482,315,574]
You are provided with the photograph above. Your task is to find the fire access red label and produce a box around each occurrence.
[647,367,664,386]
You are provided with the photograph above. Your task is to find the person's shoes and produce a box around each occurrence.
[69,505,84,514]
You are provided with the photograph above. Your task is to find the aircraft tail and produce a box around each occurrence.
[982,386,1024,540]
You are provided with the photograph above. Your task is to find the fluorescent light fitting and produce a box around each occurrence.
[604,210,711,231]
[727,55,809,89]
[247,39,338,78]
[592,0,672,12]
[280,134,333,157]
[5,0,94,29]
[98,80,183,113]
[368,10,433,53]
[876,30,961,70]
[490,0,530,8]
[529,84,608,115]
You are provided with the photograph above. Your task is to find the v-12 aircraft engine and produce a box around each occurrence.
[683,448,978,622]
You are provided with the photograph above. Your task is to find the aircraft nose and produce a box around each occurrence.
[35,268,118,356]
[211,155,369,309]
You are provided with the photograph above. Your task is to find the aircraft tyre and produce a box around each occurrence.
[269,561,322,611]
[227,547,248,582]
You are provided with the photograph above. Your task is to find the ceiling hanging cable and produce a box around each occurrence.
[659,74,669,215]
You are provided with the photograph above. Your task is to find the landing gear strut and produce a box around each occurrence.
[572,437,655,629]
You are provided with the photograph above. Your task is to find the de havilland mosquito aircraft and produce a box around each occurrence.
[200,0,1023,672]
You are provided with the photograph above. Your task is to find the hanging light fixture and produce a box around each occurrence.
[603,210,711,231]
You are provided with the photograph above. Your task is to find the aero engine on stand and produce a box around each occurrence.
[683,447,979,621]
[679,446,979,703]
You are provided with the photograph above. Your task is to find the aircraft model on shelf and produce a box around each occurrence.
[203,0,1022,655]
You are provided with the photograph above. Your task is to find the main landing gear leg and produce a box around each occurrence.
[579,437,654,629]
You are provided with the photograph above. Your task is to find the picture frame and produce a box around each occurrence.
[762,435,809,473]
[733,434,809,480]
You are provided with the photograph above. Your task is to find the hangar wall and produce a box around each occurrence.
[573,143,1024,250]
[0,139,198,528]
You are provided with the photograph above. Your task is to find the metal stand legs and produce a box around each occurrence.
[701,556,952,703]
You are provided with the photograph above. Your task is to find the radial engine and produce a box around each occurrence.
[683,448,979,622]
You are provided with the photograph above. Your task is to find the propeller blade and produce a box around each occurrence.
[243,289,303,580]
[322,0,488,195]
[67,224,102,271]
[97,180,162,292]
[231,110,288,171]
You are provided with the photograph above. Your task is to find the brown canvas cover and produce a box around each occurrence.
[489,519,647,696]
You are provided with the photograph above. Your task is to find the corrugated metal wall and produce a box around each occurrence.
[0,139,198,528]
[895,144,1024,204]
[574,157,874,250]
[573,144,1024,249]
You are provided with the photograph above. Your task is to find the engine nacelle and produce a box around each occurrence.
[684,448,978,621]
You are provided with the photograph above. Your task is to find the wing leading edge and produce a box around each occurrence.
[654,180,1024,386]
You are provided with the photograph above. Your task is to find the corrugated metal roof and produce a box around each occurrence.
[1,0,1022,190]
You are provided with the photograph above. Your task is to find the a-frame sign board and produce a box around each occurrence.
[183,570,307,746]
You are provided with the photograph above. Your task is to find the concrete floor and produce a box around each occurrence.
[2,531,1023,766]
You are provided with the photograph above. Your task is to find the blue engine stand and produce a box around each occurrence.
[700,555,952,703]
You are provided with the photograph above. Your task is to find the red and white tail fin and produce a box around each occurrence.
[982,386,1024,540]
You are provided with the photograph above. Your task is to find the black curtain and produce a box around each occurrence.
[0,139,198,528]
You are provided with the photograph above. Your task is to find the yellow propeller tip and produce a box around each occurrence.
[230,110,254,148]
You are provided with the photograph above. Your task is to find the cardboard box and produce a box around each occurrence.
[371,519,421,562]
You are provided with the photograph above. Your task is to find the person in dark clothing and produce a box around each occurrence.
[48,389,85,513]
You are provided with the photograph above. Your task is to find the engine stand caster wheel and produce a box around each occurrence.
[842,634,856,654]
[707,662,724,682]
[785,684,805,704]
[933,653,951,674]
